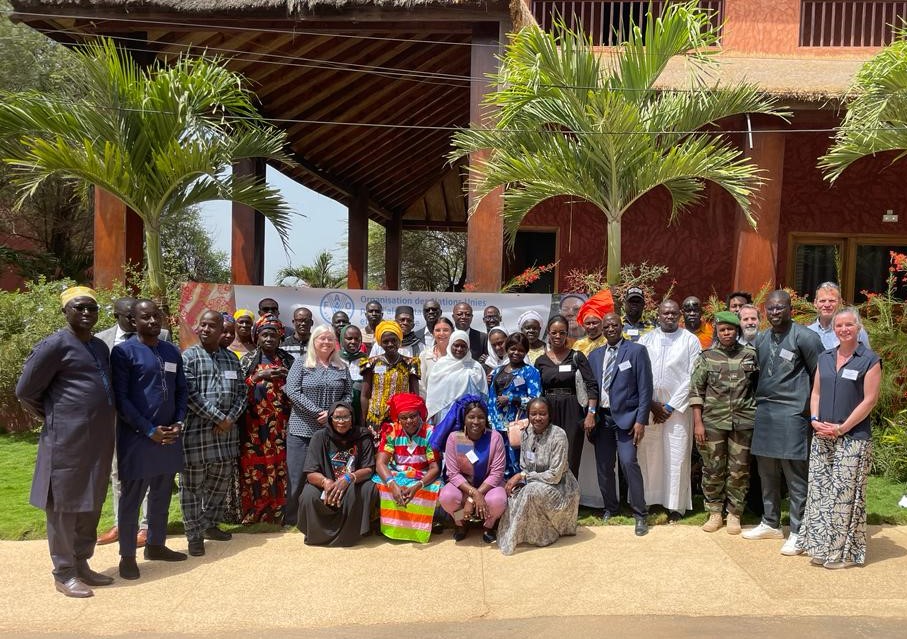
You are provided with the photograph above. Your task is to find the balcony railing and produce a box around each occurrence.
[530,1,724,46]
[800,1,907,46]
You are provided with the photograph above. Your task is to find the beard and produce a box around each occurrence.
[742,326,758,342]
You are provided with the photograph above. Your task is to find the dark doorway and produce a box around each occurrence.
[505,229,557,293]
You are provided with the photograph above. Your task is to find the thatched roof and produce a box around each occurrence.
[647,54,869,105]
[9,0,505,14]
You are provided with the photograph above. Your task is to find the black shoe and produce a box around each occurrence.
[144,544,188,562]
[667,510,683,524]
[188,539,205,556]
[635,518,649,537]
[203,526,232,541]
[118,556,140,580]
[482,528,497,544]
[601,511,613,523]
[453,525,468,542]
[76,562,114,586]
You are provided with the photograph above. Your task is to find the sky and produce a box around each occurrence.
[198,167,349,285]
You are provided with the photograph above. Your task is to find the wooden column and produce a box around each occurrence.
[93,187,144,289]
[466,23,505,292]
[733,127,786,293]
[384,214,402,290]
[347,191,369,289]
[231,158,266,285]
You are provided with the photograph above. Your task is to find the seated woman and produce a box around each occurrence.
[298,402,377,546]
[498,397,580,555]
[372,393,441,543]
[438,398,507,543]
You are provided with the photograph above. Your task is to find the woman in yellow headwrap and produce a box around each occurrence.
[229,309,256,358]
[359,320,421,442]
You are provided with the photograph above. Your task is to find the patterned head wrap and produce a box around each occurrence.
[387,393,427,422]
[221,312,235,325]
[253,313,285,340]
[60,286,97,308]
[375,319,403,342]
[576,289,616,325]
[233,308,254,321]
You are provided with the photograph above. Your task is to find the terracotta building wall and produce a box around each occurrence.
[522,184,740,299]
[776,131,907,282]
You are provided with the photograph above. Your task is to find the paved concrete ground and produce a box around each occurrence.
[1,524,906,638]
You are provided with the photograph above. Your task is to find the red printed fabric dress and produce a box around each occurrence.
[239,350,293,524]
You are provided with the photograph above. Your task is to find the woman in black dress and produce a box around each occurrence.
[534,315,598,479]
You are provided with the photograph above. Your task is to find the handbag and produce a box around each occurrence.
[575,369,588,407]
[507,409,528,448]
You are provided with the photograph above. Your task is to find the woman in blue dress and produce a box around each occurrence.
[487,332,542,478]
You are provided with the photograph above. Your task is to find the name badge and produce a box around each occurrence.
[407,443,417,454]
[524,451,536,462]
[224,370,238,380]
[842,368,859,381]
[349,363,362,381]
[779,348,794,361]
[513,376,525,388]
[164,361,177,373]
[465,450,479,464]
[558,364,572,373]
[626,328,639,336]
[374,364,387,374]
[618,360,632,371]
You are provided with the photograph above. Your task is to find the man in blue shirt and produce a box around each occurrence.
[807,282,870,349]
[111,299,189,580]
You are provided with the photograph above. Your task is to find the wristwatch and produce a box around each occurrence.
[588,406,597,415]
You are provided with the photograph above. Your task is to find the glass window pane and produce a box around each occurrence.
[854,244,907,303]
[793,244,840,300]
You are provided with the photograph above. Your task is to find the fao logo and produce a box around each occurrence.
[320,292,355,323]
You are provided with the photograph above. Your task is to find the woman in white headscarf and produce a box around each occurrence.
[425,330,488,424]
[518,310,547,365]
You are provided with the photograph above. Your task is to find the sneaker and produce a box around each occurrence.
[780,533,803,556]
[701,512,723,533]
[742,522,784,540]
[726,513,742,535]
[824,560,856,570]
[899,495,907,509]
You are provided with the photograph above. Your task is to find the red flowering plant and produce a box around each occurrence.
[499,262,558,293]
[564,262,667,323]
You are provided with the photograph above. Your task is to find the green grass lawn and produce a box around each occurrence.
[2,432,906,540]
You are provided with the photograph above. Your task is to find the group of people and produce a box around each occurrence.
[16,280,880,598]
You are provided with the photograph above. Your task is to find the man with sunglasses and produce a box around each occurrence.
[16,287,117,597]
[258,297,280,319]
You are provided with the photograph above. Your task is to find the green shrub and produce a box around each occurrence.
[0,276,180,432]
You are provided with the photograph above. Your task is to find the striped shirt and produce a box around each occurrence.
[285,360,352,438]
[182,345,246,465]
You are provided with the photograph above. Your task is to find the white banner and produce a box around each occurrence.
[234,286,553,335]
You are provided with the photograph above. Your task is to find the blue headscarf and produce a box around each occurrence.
[431,394,492,486]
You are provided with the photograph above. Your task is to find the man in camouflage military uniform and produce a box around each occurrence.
[689,311,759,535]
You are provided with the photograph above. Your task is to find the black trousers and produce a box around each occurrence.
[45,493,101,582]
[592,412,648,519]
[119,473,175,557]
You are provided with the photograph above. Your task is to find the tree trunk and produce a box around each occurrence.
[606,217,621,285]
[144,224,171,323]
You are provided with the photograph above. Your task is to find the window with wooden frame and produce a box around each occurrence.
[787,232,907,303]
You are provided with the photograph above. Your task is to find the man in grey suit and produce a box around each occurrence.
[587,312,653,536]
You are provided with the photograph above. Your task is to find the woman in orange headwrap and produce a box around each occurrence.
[572,290,615,356]
[371,393,441,543]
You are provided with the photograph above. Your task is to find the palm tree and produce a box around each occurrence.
[819,29,907,181]
[0,38,295,307]
[450,2,787,284]
[276,250,346,288]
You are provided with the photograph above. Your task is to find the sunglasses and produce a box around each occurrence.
[72,303,100,313]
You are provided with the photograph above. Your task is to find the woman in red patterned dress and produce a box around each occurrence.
[238,314,295,524]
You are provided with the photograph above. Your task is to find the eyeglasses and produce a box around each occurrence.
[332,414,353,422]
[681,305,700,311]
[72,304,100,313]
